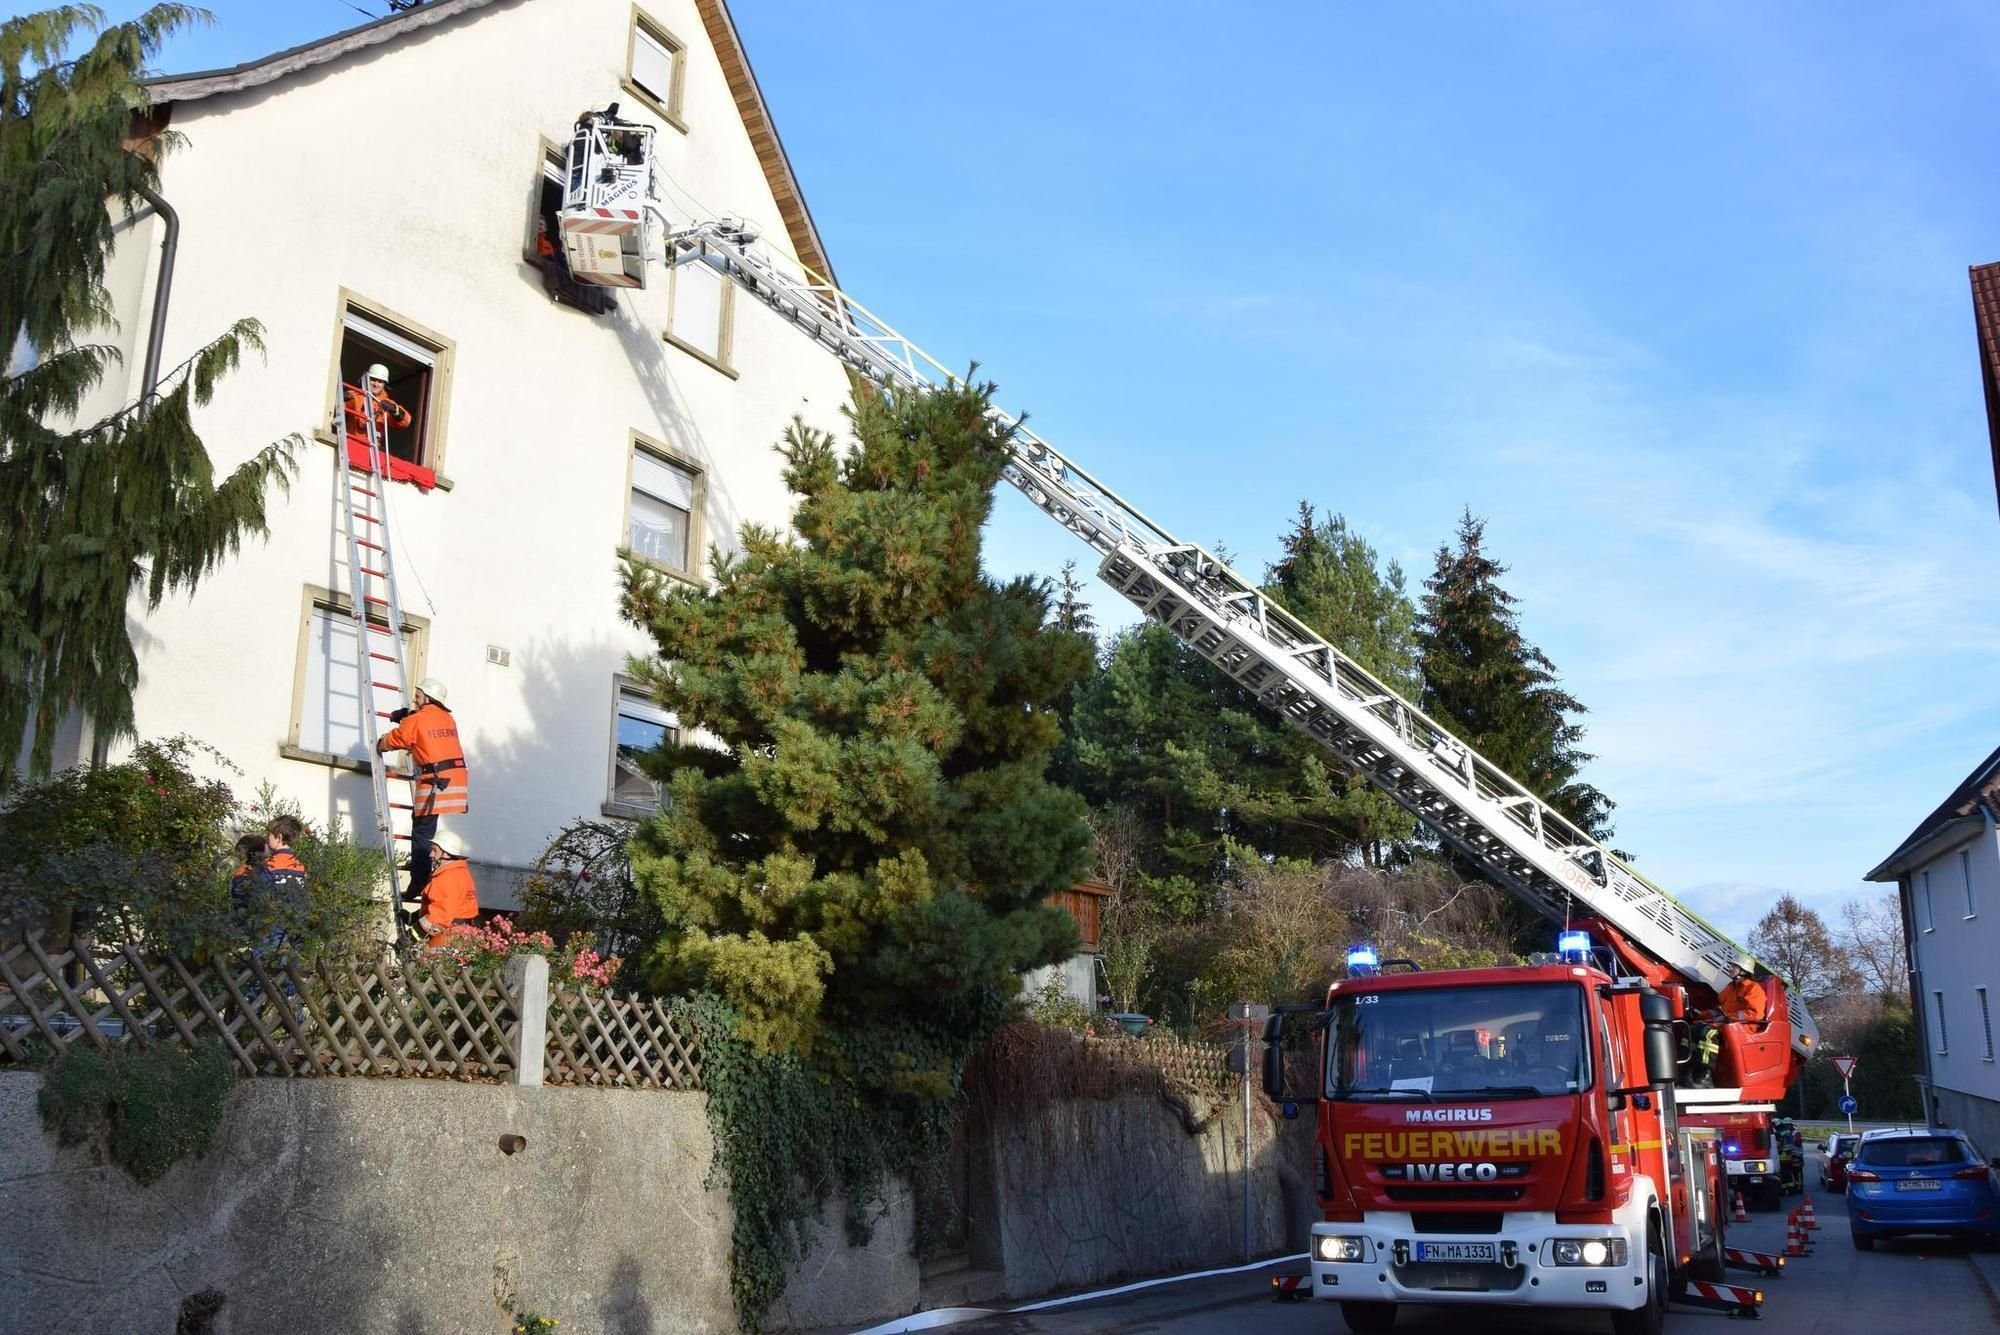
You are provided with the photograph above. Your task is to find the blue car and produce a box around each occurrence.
[1846,1128,2000,1249]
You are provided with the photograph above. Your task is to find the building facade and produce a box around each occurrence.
[1866,746,2000,1149]
[52,0,854,902]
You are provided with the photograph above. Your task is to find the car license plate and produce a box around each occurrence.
[1416,1241,1498,1263]
[1895,1179,1942,1192]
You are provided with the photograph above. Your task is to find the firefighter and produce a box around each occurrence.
[376,677,469,908]
[1689,1021,1721,1088]
[406,830,480,945]
[343,362,413,441]
[1719,962,1771,1026]
[263,814,309,895]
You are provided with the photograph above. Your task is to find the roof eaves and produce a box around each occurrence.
[1863,742,2000,882]
[144,0,504,107]
[1972,262,2000,522]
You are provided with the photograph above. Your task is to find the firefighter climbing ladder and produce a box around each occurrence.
[333,386,415,896]
[556,112,1817,1055]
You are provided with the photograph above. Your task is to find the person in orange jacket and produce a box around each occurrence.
[407,830,480,945]
[263,814,309,896]
[1719,963,1771,1026]
[343,361,413,442]
[376,676,469,906]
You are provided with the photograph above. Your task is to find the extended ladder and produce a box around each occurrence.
[333,386,416,925]
[556,125,1817,1058]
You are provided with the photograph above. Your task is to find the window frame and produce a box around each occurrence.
[1963,848,1978,919]
[1980,986,1994,1063]
[1933,989,1949,1056]
[317,289,458,486]
[663,250,739,378]
[604,675,680,818]
[622,6,689,133]
[280,584,429,774]
[1921,868,1936,932]
[525,137,567,265]
[621,431,707,584]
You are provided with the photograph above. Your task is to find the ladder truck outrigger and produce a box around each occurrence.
[556,107,1816,1334]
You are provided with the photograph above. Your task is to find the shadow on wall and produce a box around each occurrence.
[599,1254,654,1335]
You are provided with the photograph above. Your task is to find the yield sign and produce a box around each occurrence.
[1833,1055,1858,1080]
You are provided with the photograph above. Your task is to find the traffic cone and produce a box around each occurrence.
[1800,1196,1819,1230]
[1784,1213,1808,1257]
[1732,1191,1750,1223]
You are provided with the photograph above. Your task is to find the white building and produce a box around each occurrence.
[1865,745,2000,1149]
[49,0,853,902]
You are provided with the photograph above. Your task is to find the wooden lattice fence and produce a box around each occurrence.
[0,936,699,1089]
[545,988,701,1090]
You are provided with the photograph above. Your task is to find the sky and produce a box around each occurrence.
[45,0,2000,946]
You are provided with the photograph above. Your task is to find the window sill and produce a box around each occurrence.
[1966,914,1980,921]
[619,547,703,588]
[663,331,739,380]
[601,801,661,821]
[619,80,689,135]
[313,428,455,491]
[280,743,371,776]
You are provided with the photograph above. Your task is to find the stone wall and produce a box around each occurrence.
[0,1072,736,1335]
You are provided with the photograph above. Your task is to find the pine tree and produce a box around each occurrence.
[1043,558,1097,793]
[1,5,297,781]
[1417,510,1615,841]
[618,377,1092,1057]
[1263,502,1420,864]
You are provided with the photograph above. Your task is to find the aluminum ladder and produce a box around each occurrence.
[333,385,417,921]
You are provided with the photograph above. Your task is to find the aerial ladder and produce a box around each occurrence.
[556,107,1820,1105]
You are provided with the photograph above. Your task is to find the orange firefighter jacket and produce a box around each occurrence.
[377,701,469,816]
[1719,976,1770,1025]
[265,848,308,894]
[343,383,413,440]
[421,857,479,943]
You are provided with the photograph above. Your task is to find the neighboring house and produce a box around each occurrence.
[1865,745,2000,1149]
[46,0,853,903]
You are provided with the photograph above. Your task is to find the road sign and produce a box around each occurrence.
[1839,1094,1858,1115]
[1833,1055,1857,1079]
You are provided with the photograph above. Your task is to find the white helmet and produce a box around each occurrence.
[366,362,391,383]
[429,831,462,859]
[416,677,448,704]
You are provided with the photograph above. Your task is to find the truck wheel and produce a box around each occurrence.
[1687,1211,1728,1284]
[1339,1300,1397,1333]
[1611,1228,1666,1335]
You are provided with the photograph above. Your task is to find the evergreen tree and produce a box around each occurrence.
[1263,502,1420,863]
[1043,559,1096,794]
[1417,510,1615,841]
[2,5,296,781]
[618,378,1092,1057]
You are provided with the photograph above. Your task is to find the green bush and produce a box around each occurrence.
[0,741,386,961]
[37,1039,236,1184]
[515,817,661,963]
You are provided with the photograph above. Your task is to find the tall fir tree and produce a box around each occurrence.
[1043,558,1098,794]
[618,378,1091,1057]
[2,5,297,780]
[1417,510,1614,841]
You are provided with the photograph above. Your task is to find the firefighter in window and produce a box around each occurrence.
[344,362,412,445]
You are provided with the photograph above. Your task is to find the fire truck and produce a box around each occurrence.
[545,107,1816,1333]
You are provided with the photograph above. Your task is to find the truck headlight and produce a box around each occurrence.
[1550,1238,1628,1267]
[1316,1235,1368,1262]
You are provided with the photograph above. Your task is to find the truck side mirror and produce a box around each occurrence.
[1262,1040,1287,1101]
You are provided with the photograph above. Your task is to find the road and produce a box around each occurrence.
[946,1191,2000,1335]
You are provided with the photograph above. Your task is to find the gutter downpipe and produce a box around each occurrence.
[88,183,178,769]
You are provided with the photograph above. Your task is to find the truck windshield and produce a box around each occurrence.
[1325,982,1590,1100]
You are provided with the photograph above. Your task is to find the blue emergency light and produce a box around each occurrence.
[1346,944,1380,977]
[1557,930,1592,964]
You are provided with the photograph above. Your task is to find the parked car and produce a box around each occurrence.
[1846,1128,2000,1250]
[1820,1132,1856,1189]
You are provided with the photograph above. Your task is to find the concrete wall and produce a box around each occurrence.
[1910,817,2000,1107]
[0,1072,737,1335]
[61,0,853,887]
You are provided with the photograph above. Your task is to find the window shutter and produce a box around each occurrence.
[633,451,695,508]
[633,27,675,102]
[344,310,437,367]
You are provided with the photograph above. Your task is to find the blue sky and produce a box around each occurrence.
[52,1,2000,945]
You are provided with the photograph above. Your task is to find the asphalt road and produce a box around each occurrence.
[946,1190,2000,1335]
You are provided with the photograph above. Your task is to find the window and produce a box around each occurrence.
[607,679,678,814]
[528,141,616,316]
[1964,848,1978,918]
[624,9,687,129]
[665,253,736,375]
[284,588,426,770]
[322,292,455,480]
[625,436,705,580]
[1323,982,1589,1099]
[1921,869,1935,932]
[1933,990,1949,1056]
[1981,987,1994,1062]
